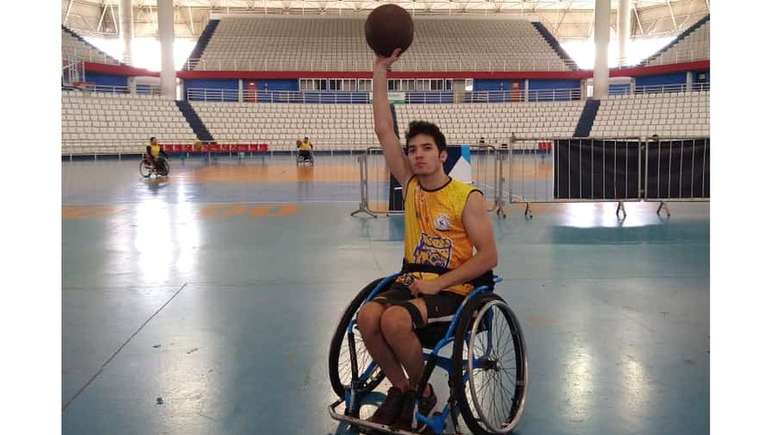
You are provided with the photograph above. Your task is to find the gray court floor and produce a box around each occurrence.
[62,155,709,434]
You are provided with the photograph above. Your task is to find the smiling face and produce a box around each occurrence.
[406,133,447,176]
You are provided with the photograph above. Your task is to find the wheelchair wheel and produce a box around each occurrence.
[156,158,170,176]
[451,294,528,434]
[328,276,394,399]
[139,160,152,178]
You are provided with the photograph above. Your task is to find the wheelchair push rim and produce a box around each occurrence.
[139,160,152,178]
[466,299,528,434]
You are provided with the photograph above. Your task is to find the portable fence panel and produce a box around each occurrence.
[508,139,555,203]
[470,145,500,212]
[362,145,501,215]
[554,139,641,200]
[644,138,710,200]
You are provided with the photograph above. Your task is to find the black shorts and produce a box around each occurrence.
[372,282,465,348]
[299,150,312,158]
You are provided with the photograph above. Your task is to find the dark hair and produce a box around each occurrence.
[150,136,156,142]
[405,120,447,152]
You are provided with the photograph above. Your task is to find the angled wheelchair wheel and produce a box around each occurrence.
[156,158,170,176]
[451,293,528,434]
[328,276,395,399]
[139,160,152,178]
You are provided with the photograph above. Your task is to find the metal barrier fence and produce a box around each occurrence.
[352,145,506,218]
[186,87,583,104]
[184,56,576,73]
[507,136,710,218]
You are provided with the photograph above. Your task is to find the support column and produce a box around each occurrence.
[524,79,530,102]
[617,0,631,66]
[238,79,244,102]
[686,71,693,92]
[158,0,176,99]
[119,0,133,64]
[593,0,611,99]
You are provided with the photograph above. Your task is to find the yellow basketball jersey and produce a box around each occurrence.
[401,176,482,296]
[150,144,161,157]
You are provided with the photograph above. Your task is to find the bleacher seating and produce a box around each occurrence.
[62,91,197,155]
[62,26,122,65]
[195,16,573,72]
[642,17,709,66]
[396,101,586,147]
[190,102,378,150]
[589,91,709,137]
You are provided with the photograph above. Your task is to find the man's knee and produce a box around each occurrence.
[357,302,384,336]
[380,306,413,338]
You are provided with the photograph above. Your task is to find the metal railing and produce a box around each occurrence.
[62,83,163,96]
[643,45,709,67]
[61,137,378,159]
[184,56,577,73]
[61,47,122,66]
[506,136,709,218]
[186,87,584,104]
[351,145,506,218]
[60,138,207,159]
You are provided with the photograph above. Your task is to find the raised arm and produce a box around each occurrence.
[373,49,413,188]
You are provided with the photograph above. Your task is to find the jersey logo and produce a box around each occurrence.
[413,233,452,269]
[434,214,450,231]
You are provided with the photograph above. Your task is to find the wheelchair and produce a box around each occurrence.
[296,150,314,166]
[140,155,170,178]
[328,272,528,435]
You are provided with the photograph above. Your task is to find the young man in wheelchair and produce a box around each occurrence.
[144,137,168,168]
[360,49,498,431]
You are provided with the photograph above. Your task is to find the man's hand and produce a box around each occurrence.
[374,48,402,72]
[409,278,443,297]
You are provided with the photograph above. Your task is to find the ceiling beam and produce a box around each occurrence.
[64,0,74,25]
[110,4,119,33]
[633,6,644,35]
[665,0,678,32]
[96,3,108,33]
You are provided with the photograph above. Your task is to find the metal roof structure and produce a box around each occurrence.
[62,0,710,40]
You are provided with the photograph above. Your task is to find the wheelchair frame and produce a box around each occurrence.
[328,273,527,435]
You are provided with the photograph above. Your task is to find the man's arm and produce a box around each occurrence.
[373,49,413,188]
[409,191,498,295]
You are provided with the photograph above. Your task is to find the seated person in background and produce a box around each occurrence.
[145,137,167,166]
[298,136,313,161]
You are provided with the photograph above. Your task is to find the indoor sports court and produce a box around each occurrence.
[58,1,711,434]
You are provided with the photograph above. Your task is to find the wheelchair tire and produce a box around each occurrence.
[328,276,394,399]
[156,158,170,176]
[139,160,152,178]
[451,293,528,434]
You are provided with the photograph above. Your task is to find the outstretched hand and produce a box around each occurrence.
[374,48,402,71]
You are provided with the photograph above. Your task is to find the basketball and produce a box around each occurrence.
[364,4,414,57]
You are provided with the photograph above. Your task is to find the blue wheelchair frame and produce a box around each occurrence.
[334,272,503,435]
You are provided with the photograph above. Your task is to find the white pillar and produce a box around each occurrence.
[593,0,611,98]
[127,77,136,94]
[523,79,529,102]
[119,0,133,64]
[617,0,631,66]
[158,0,176,99]
[686,72,693,92]
[238,79,244,102]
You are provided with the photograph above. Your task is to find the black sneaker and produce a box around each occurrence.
[368,386,405,426]
[393,389,417,431]
[415,384,438,431]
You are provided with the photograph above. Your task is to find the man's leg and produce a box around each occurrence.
[380,299,429,391]
[357,302,409,391]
